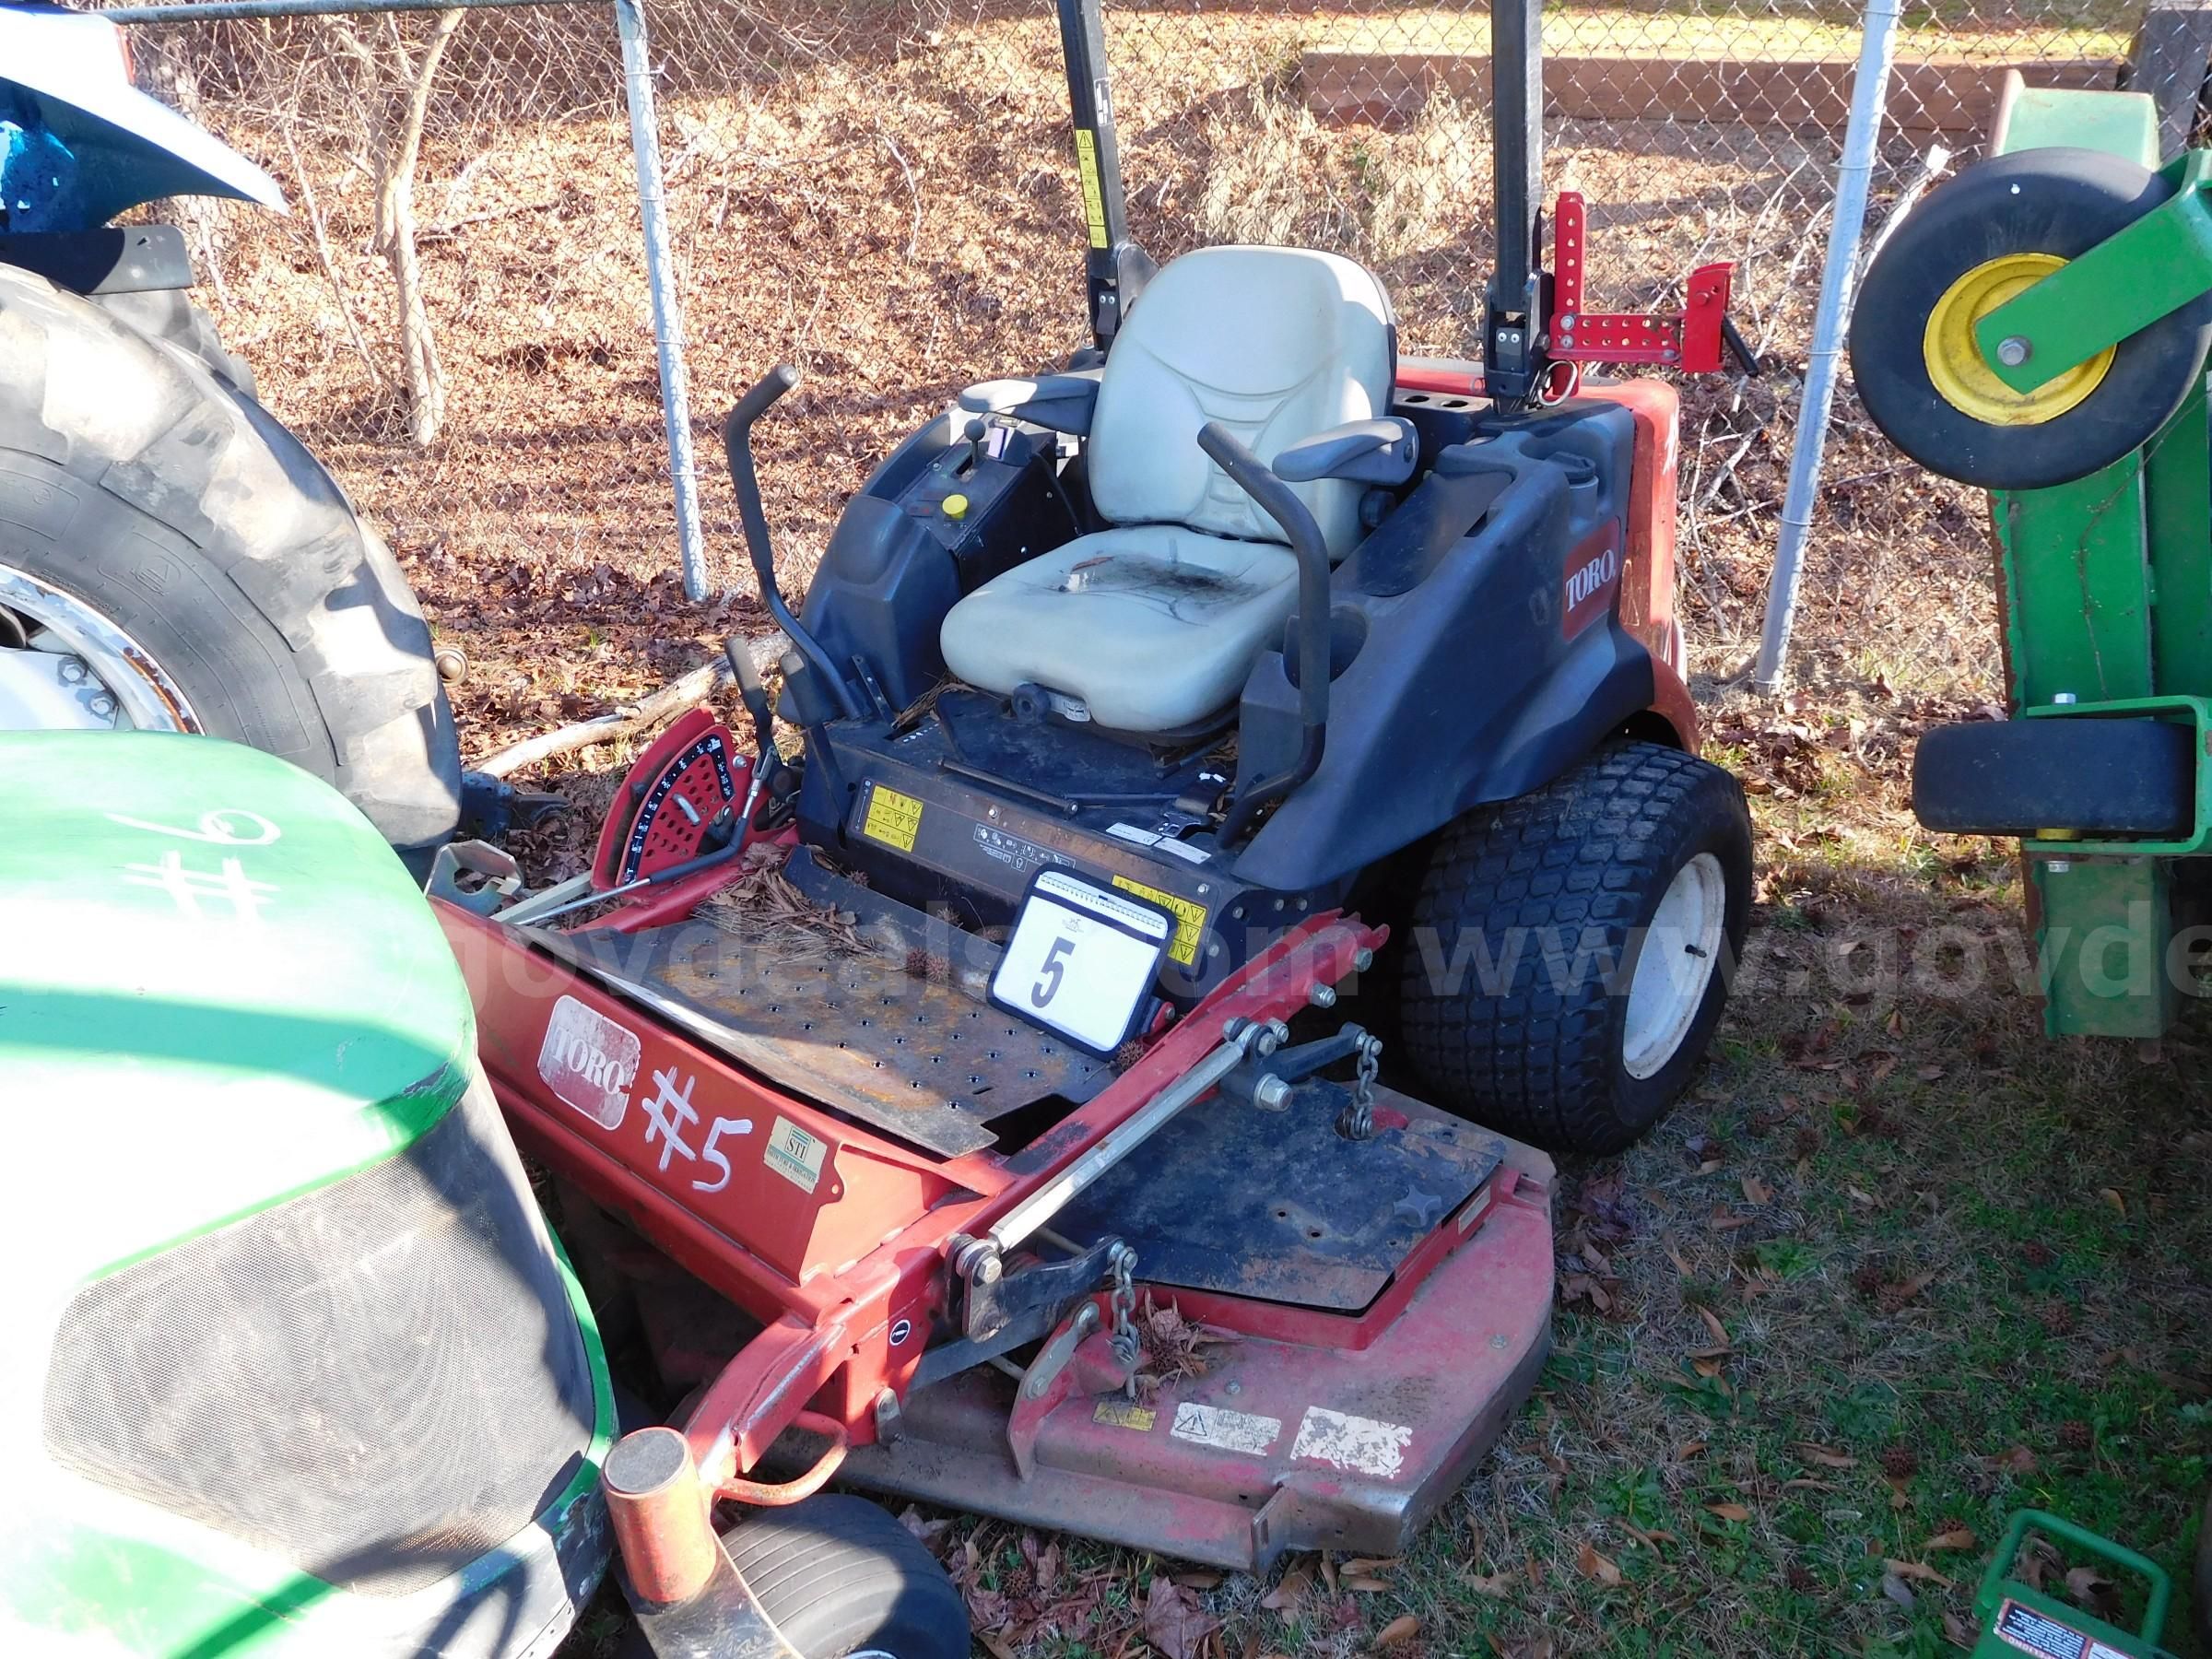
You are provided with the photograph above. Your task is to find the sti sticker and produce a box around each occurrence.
[538,995,641,1130]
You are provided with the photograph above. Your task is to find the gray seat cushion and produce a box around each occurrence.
[938,244,1394,734]
[939,525,1300,733]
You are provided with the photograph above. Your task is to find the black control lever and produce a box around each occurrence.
[1198,422,1332,844]
[1723,315,1760,378]
[723,637,781,766]
[722,366,863,720]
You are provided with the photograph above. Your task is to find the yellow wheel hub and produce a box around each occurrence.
[1924,253,2112,426]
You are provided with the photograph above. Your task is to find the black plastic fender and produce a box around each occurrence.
[1233,403,1660,892]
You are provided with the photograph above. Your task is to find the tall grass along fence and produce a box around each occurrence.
[97,0,2202,692]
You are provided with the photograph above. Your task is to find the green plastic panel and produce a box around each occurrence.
[0,732,477,1273]
[0,733,615,1655]
[1993,462,2155,707]
[2147,382,2212,690]
[1993,84,2159,163]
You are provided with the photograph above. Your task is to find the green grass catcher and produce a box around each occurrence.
[0,732,614,1657]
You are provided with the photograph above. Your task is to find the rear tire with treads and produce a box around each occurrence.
[90,288,257,397]
[0,263,460,863]
[1397,741,1752,1155]
[1849,147,2212,490]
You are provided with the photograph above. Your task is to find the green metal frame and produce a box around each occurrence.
[2016,696,2212,858]
[1955,88,2212,1039]
[1976,147,2212,392]
[1970,1510,2170,1659]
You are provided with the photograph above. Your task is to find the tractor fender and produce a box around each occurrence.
[1,4,284,232]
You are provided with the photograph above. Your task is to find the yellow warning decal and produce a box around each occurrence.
[862,783,924,852]
[1112,875,1206,968]
[1074,129,1110,250]
[1094,1398,1157,1431]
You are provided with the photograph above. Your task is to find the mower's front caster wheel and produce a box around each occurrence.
[1397,740,1752,1156]
[1849,147,2212,490]
[723,1494,967,1659]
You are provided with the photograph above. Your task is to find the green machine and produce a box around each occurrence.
[0,732,614,1656]
[1852,77,2212,1039]
[1970,1512,2175,1659]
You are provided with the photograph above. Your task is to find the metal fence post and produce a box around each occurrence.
[1753,0,1903,693]
[613,0,707,601]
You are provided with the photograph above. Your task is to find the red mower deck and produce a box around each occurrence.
[441,899,1556,1574]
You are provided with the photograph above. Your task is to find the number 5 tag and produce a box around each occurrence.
[990,869,1174,1055]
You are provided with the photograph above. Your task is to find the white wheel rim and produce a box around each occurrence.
[0,562,199,735]
[1621,851,1727,1080]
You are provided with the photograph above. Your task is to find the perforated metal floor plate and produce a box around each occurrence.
[550,924,1110,1159]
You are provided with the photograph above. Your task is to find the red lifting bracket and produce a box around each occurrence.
[1548,191,1735,372]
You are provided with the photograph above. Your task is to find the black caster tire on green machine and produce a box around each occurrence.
[1849,147,2212,491]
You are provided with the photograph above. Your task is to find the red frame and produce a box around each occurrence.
[1551,192,1735,373]
[441,900,1388,1489]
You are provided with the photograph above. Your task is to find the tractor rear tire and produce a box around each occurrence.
[721,1495,968,1659]
[1397,740,1752,1155]
[0,264,460,865]
[90,288,257,397]
[1849,147,2212,490]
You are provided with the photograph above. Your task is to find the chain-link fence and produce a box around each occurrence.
[107,0,2166,701]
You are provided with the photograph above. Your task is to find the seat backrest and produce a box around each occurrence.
[1088,245,1394,560]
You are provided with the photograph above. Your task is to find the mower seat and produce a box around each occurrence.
[939,245,1394,734]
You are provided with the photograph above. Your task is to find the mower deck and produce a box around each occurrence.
[843,1113,1552,1571]
[446,887,1559,1571]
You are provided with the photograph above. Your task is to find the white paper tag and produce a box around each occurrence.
[991,869,1171,1053]
[1292,1406,1413,1478]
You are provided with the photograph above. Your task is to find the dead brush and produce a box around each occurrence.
[1134,1293,1240,1397]
[1197,83,1490,264]
[697,853,872,957]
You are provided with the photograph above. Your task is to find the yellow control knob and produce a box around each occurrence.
[943,493,970,521]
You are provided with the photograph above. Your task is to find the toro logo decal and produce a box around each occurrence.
[538,994,642,1130]
[1562,527,1623,639]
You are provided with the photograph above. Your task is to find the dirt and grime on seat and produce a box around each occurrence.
[1056,553,1276,612]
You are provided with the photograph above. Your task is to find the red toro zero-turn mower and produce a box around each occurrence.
[431,1,1758,1650]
